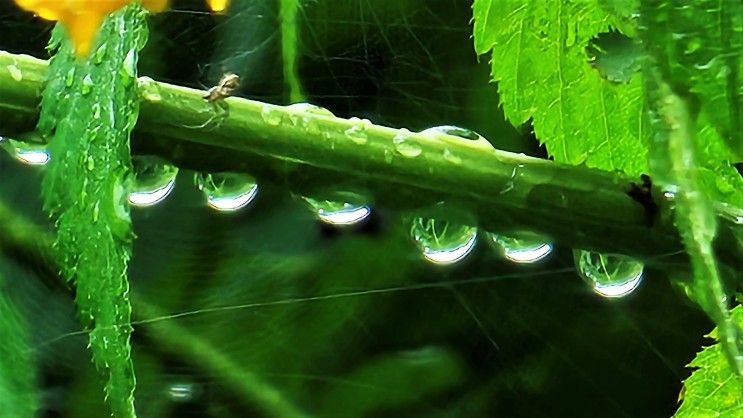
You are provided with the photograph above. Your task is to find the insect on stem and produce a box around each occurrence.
[184,73,241,129]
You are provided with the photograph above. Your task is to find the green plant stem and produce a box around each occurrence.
[280,0,305,102]
[653,77,743,383]
[0,50,740,268]
[0,200,309,418]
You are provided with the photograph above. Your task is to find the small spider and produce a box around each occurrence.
[204,73,240,102]
[186,73,240,129]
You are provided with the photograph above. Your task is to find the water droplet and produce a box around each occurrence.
[393,128,422,158]
[167,382,200,402]
[574,250,644,298]
[1,138,49,165]
[81,74,94,95]
[137,76,162,102]
[487,232,553,263]
[421,125,493,150]
[410,213,477,265]
[121,49,137,80]
[261,105,283,126]
[94,43,107,64]
[286,103,334,116]
[64,67,75,87]
[128,157,178,207]
[194,172,258,212]
[345,117,370,145]
[301,191,371,225]
[7,64,22,82]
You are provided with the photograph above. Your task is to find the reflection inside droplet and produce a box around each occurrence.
[574,250,644,298]
[1,138,50,166]
[302,193,372,226]
[318,205,371,225]
[421,230,477,264]
[129,157,179,207]
[195,173,259,212]
[167,382,197,402]
[128,177,175,206]
[410,215,478,265]
[593,274,643,298]
[487,232,553,263]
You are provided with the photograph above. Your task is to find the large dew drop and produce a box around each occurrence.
[194,172,258,212]
[410,216,477,265]
[574,250,644,298]
[128,156,178,207]
[0,136,50,166]
[420,125,494,151]
[487,232,553,263]
[301,191,371,226]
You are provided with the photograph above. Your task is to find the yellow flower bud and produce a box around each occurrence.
[13,1,230,57]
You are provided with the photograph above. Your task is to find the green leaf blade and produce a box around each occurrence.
[473,0,647,174]
[39,5,148,418]
[676,306,743,417]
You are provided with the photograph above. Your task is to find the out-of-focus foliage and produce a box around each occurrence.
[0,271,38,418]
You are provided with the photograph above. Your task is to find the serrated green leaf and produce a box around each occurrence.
[472,0,647,174]
[675,306,743,417]
[38,5,148,418]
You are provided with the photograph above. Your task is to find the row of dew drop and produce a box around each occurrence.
[0,121,644,299]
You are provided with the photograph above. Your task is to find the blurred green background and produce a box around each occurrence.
[0,0,713,417]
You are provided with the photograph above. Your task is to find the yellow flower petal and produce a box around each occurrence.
[12,0,229,57]
[207,0,230,13]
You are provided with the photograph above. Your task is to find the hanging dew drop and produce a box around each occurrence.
[0,137,49,166]
[487,232,553,263]
[194,172,259,212]
[261,105,283,126]
[409,208,478,265]
[301,191,372,226]
[574,250,644,298]
[393,128,422,158]
[128,156,178,207]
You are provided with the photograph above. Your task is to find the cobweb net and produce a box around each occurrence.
[0,1,711,417]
